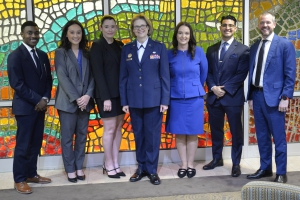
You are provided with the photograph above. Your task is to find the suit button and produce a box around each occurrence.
[139,69,142,71]
[139,84,142,87]
[139,76,142,79]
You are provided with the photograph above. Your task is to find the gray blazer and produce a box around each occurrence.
[54,48,94,113]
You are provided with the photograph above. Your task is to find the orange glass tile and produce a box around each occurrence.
[7,150,14,158]
[94,145,101,152]
[1,87,9,100]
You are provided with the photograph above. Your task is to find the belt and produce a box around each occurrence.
[253,85,263,92]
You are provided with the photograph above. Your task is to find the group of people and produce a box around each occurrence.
[7,11,296,194]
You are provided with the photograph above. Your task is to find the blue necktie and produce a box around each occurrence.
[219,42,228,61]
[31,49,41,76]
[254,40,267,86]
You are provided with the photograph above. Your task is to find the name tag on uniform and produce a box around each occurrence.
[150,52,160,59]
[126,53,132,61]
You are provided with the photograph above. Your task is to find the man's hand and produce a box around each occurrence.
[248,100,253,110]
[35,98,47,111]
[122,105,129,113]
[278,99,289,112]
[212,86,226,98]
[160,105,168,113]
[77,95,90,111]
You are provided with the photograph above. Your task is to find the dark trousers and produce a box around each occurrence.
[129,107,162,174]
[252,90,287,174]
[13,112,45,182]
[207,100,244,165]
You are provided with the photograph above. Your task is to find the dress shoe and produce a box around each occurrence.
[102,163,120,178]
[129,169,148,182]
[187,168,196,178]
[177,168,187,178]
[68,177,77,183]
[77,175,85,181]
[14,182,32,194]
[274,174,287,183]
[26,175,51,184]
[247,169,273,179]
[203,159,223,170]
[231,165,241,177]
[148,173,161,185]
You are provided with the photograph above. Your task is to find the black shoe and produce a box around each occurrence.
[77,175,85,180]
[231,165,241,177]
[148,173,161,185]
[203,159,223,170]
[187,168,196,178]
[68,177,77,183]
[247,169,273,179]
[115,167,126,177]
[274,174,287,183]
[129,169,148,182]
[102,164,120,179]
[177,168,187,178]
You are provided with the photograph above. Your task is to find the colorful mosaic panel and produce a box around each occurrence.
[248,0,300,144]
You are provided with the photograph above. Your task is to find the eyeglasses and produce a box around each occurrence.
[133,24,148,30]
[221,24,235,28]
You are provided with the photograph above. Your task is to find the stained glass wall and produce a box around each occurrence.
[248,0,300,144]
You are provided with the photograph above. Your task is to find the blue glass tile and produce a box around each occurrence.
[44,31,55,43]
[77,4,83,15]
[51,22,62,33]
[47,42,58,51]
[66,8,77,20]
[86,11,96,20]
[78,16,85,23]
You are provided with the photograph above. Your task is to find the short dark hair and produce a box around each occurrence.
[59,20,89,57]
[21,21,38,32]
[101,15,116,26]
[172,22,197,60]
[220,15,237,25]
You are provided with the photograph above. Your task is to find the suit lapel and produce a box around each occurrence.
[66,49,82,82]
[81,55,87,82]
[140,38,154,65]
[264,35,278,71]
[219,40,237,70]
[214,42,221,69]
[20,44,42,77]
[100,37,120,63]
[130,41,140,65]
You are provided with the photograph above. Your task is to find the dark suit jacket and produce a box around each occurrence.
[54,48,94,113]
[90,37,123,101]
[247,34,296,106]
[8,44,53,115]
[206,39,249,106]
[119,38,170,108]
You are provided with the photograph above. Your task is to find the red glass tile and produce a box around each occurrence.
[0,137,4,145]
[48,136,55,143]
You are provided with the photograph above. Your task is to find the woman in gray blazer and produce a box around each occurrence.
[55,20,94,183]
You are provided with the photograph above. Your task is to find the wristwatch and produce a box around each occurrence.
[281,95,289,100]
[42,97,49,103]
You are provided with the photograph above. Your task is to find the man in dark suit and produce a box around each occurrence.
[203,15,249,177]
[246,12,296,183]
[119,14,170,185]
[8,21,53,194]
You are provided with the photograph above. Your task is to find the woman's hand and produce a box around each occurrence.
[103,100,112,111]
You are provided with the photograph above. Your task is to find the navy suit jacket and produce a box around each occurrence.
[206,39,249,106]
[119,38,170,108]
[247,34,296,106]
[8,44,53,115]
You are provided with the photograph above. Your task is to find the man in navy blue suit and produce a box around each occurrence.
[8,21,53,194]
[203,15,249,177]
[247,12,296,183]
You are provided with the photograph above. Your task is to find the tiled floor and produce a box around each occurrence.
[1,156,300,190]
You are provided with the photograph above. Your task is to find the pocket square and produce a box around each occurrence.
[229,54,238,58]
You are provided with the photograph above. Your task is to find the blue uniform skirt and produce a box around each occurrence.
[166,96,204,135]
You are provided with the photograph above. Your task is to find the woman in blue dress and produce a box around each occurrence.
[166,22,208,178]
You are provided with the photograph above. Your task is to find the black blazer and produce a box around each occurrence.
[90,36,123,101]
[7,44,53,115]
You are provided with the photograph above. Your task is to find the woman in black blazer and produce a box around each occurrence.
[90,15,125,178]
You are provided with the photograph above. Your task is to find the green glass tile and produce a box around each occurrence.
[53,72,57,78]
[56,133,60,139]
[53,78,58,86]
[207,15,215,21]
[10,125,17,131]
[224,7,232,12]
[121,4,131,12]
[86,11,96,20]
[11,41,21,50]
[44,128,51,135]
[88,26,95,33]
[51,130,56,136]
[5,131,10,136]
[89,113,96,120]
[131,4,139,13]
[51,22,63,33]
[205,9,212,15]
[57,17,68,27]
[96,11,102,15]
[186,17,194,23]
[120,29,130,38]
[111,5,122,14]
[0,132,4,137]
[11,130,16,135]
[188,9,196,16]
[208,33,214,40]
[196,23,205,31]
[47,42,58,52]
[0,53,5,64]
[1,126,8,131]
[78,16,85,23]
[66,8,76,20]
[0,44,9,53]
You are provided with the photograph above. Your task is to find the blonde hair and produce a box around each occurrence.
[130,14,153,37]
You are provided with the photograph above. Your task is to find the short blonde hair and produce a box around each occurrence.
[130,14,153,37]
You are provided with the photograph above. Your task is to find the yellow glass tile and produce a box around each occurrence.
[232,7,238,13]
[130,141,136,150]
[0,5,5,10]
[212,7,216,14]
[261,1,272,11]
[88,131,97,140]
[225,1,233,6]
[40,148,45,156]
[190,1,196,8]
[123,131,128,138]
[128,132,135,140]
[217,1,223,6]
[87,146,93,153]
[9,119,14,125]
[42,140,46,147]
[7,3,13,8]
[89,140,93,146]
[120,139,128,151]
[254,8,263,18]
[14,3,20,8]
[182,0,188,8]
[201,2,206,9]
[53,119,59,124]
[0,118,8,125]
[96,127,103,137]
[15,10,20,16]
[201,32,207,40]
[161,138,165,143]
[94,139,99,146]
[251,2,259,9]
[211,2,216,7]
[47,116,53,123]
